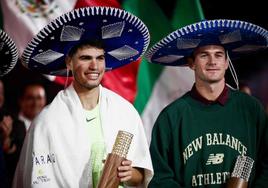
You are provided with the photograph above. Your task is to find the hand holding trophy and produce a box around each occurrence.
[97,131,133,188]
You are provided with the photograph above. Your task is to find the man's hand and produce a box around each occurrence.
[0,115,16,153]
[118,159,133,182]
[118,159,144,186]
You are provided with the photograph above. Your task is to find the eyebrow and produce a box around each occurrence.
[198,50,225,54]
[215,51,225,54]
[78,54,105,59]
[97,54,105,58]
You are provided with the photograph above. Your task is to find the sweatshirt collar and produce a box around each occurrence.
[190,84,229,105]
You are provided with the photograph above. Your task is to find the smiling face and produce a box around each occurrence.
[188,45,229,85]
[66,45,105,92]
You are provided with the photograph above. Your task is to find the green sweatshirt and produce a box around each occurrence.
[149,89,268,188]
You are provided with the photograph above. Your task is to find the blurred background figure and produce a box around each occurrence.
[0,28,21,188]
[0,80,26,188]
[18,83,46,131]
[0,79,8,188]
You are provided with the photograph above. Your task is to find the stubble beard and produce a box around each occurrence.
[73,73,101,91]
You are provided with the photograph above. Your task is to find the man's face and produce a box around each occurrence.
[20,85,46,120]
[67,46,105,91]
[189,45,228,84]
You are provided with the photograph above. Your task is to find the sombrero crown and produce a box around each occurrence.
[0,29,18,76]
[22,6,150,76]
[145,19,268,66]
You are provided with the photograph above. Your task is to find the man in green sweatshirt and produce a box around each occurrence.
[146,19,268,187]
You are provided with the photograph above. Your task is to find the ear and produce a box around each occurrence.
[65,55,72,71]
[187,57,195,70]
[224,58,229,70]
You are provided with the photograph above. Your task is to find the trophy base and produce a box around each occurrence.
[226,177,248,188]
[97,153,125,188]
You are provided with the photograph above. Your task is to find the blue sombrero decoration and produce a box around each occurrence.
[22,6,150,76]
[0,29,18,76]
[145,19,268,66]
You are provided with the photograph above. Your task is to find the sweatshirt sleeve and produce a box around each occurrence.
[148,110,184,188]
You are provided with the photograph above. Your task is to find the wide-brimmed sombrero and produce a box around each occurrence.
[0,29,18,76]
[22,6,150,76]
[145,19,268,66]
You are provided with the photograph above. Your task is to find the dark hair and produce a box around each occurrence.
[67,39,105,58]
[190,45,227,60]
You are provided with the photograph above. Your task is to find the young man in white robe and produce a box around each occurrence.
[13,7,153,188]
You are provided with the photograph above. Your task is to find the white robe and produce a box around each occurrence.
[13,85,153,188]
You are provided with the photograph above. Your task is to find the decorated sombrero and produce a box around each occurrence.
[0,29,18,76]
[145,19,268,66]
[22,6,150,76]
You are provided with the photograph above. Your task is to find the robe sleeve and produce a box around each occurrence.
[13,118,59,188]
[13,124,34,188]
